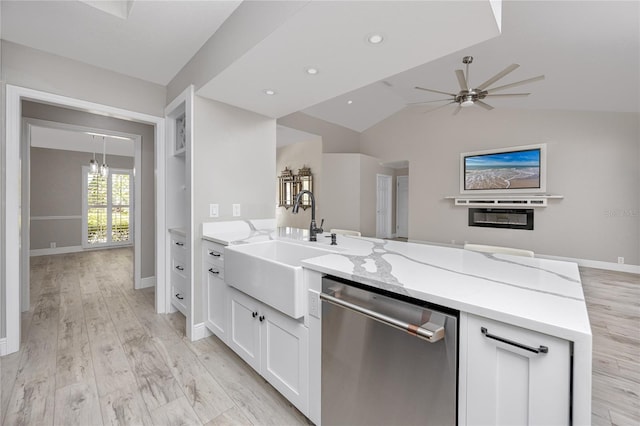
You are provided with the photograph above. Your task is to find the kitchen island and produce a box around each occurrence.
[202,220,592,425]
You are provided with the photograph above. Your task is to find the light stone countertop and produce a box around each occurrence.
[202,221,591,341]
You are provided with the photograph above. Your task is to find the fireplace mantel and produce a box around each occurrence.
[445,194,563,208]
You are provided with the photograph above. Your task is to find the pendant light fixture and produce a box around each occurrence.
[99,136,109,177]
[89,135,99,173]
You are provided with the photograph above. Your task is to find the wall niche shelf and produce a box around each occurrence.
[445,195,563,208]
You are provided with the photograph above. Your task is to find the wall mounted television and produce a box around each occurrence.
[460,143,547,194]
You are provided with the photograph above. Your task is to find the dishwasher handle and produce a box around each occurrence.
[320,292,445,343]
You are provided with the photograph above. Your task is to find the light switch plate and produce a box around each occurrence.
[308,290,320,318]
[209,204,219,218]
[232,204,241,217]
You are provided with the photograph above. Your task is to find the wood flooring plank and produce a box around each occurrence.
[3,376,56,426]
[153,338,235,424]
[204,406,253,426]
[122,334,184,411]
[0,351,22,424]
[149,396,203,426]
[99,388,154,426]
[53,379,103,426]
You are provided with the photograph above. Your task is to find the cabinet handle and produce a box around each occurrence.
[208,251,221,257]
[175,265,184,271]
[481,327,549,354]
[259,315,265,322]
[208,268,219,275]
[175,241,184,246]
[175,293,184,300]
[252,312,258,318]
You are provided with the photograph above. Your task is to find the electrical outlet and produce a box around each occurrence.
[232,204,241,217]
[308,290,320,318]
[618,257,625,264]
[50,242,56,249]
[209,204,219,218]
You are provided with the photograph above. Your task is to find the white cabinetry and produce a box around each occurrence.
[203,240,228,342]
[169,231,189,315]
[463,314,571,426]
[228,287,309,414]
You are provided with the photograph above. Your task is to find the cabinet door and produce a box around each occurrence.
[228,288,261,371]
[205,265,227,342]
[465,314,571,426]
[260,306,309,414]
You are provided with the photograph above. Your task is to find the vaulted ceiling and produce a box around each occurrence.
[2,1,638,133]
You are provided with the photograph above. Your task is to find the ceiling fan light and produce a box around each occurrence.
[460,97,475,107]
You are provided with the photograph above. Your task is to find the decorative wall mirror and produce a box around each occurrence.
[278,166,313,210]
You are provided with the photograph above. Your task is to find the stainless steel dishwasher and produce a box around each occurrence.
[321,276,458,426]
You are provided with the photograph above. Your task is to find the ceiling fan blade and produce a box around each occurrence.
[485,93,530,97]
[486,75,545,93]
[476,64,520,91]
[414,86,457,97]
[452,105,462,115]
[408,98,453,105]
[455,69,468,91]
[475,100,494,110]
[419,101,456,114]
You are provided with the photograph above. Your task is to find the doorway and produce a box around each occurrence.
[3,85,166,356]
[376,174,393,238]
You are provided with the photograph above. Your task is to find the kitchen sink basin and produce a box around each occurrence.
[224,240,333,318]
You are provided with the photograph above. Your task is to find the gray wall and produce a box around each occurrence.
[23,101,156,278]
[30,147,133,250]
[360,107,640,266]
[192,95,276,323]
[278,112,360,153]
[276,139,323,230]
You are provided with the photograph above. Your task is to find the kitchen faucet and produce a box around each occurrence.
[292,190,323,241]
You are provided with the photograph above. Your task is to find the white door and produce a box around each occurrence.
[228,288,261,371]
[396,176,409,238]
[206,266,228,343]
[376,174,393,238]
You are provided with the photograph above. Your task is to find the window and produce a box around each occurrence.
[82,167,133,248]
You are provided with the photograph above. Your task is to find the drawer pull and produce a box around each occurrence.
[175,241,184,246]
[175,293,184,300]
[175,265,184,271]
[208,251,221,257]
[481,327,549,354]
[208,268,219,275]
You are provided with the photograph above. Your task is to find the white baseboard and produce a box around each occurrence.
[139,276,156,289]
[0,338,7,356]
[30,245,84,256]
[192,322,213,341]
[408,239,639,274]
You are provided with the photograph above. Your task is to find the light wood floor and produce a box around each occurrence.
[0,248,310,426]
[1,250,638,425]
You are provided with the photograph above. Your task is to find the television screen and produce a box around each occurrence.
[464,148,541,191]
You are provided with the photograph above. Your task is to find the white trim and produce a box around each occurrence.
[140,276,156,289]
[0,338,7,356]
[134,136,143,290]
[30,215,83,221]
[193,322,213,341]
[29,244,133,257]
[4,85,166,356]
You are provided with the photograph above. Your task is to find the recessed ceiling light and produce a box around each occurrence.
[347,100,353,105]
[264,89,276,95]
[367,34,384,44]
[306,67,319,75]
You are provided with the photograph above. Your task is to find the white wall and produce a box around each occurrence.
[2,41,166,116]
[276,139,323,229]
[192,95,276,322]
[360,107,640,265]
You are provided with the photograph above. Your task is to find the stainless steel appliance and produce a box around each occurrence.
[321,276,458,426]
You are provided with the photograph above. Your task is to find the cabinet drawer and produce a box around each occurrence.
[171,234,187,252]
[205,264,224,281]
[203,240,225,267]
[172,258,188,277]
[171,286,187,315]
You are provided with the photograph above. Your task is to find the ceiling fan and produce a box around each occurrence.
[412,56,544,114]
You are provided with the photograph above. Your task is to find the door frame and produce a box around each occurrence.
[3,85,166,355]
